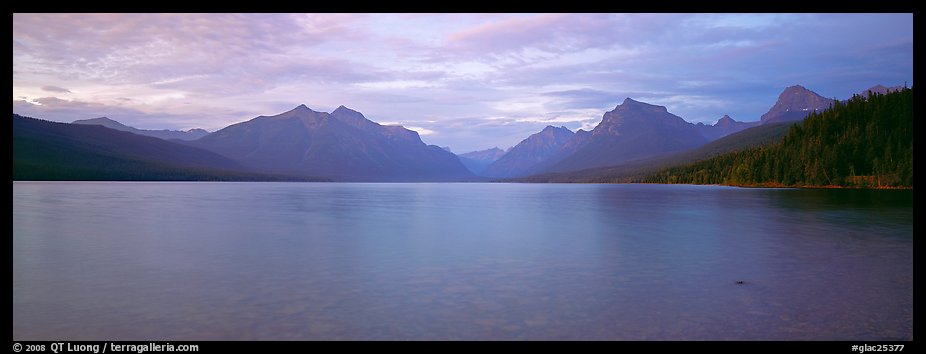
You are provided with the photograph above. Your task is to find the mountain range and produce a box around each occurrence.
[543,98,709,174]
[185,105,475,181]
[13,114,323,181]
[482,84,836,178]
[458,147,507,175]
[72,117,209,141]
[695,115,760,141]
[517,121,797,183]
[13,83,895,182]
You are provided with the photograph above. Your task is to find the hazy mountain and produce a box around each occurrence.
[21,83,872,182]
[187,105,475,181]
[72,117,210,141]
[696,115,760,141]
[460,147,506,161]
[13,114,319,181]
[759,85,834,124]
[458,147,506,175]
[518,121,797,183]
[483,126,574,178]
[857,84,903,99]
[541,98,707,174]
[516,83,891,182]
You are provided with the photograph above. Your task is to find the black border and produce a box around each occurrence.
[8,340,915,352]
[12,7,916,350]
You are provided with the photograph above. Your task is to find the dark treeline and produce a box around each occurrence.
[637,87,913,188]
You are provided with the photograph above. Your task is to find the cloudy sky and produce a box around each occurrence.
[13,13,913,152]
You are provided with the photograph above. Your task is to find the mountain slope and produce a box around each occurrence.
[542,98,707,173]
[187,105,475,181]
[639,87,913,187]
[517,121,796,183]
[73,117,209,141]
[759,85,834,124]
[458,147,506,175]
[483,126,574,178]
[13,114,318,181]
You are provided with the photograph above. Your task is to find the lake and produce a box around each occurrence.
[12,182,912,340]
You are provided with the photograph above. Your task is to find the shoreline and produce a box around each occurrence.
[12,179,914,190]
[629,181,913,190]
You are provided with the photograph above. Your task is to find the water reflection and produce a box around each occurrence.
[13,183,912,340]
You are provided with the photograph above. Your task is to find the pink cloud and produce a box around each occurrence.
[13,14,361,85]
[439,14,686,60]
[11,14,914,153]
[447,14,570,51]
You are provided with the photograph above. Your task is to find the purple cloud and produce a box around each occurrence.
[40,85,71,93]
[13,13,913,153]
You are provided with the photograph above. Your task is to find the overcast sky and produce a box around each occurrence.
[13,13,913,152]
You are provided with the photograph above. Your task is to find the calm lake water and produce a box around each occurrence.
[13,182,912,340]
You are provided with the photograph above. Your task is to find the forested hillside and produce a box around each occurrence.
[638,87,912,188]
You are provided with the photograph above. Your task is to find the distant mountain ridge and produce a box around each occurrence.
[483,125,574,178]
[15,82,900,182]
[72,117,209,141]
[493,84,864,178]
[517,121,797,183]
[458,147,507,175]
[696,115,760,141]
[14,114,323,181]
[486,97,753,178]
[186,105,475,181]
[513,83,900,182]
[857,84,903,98]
